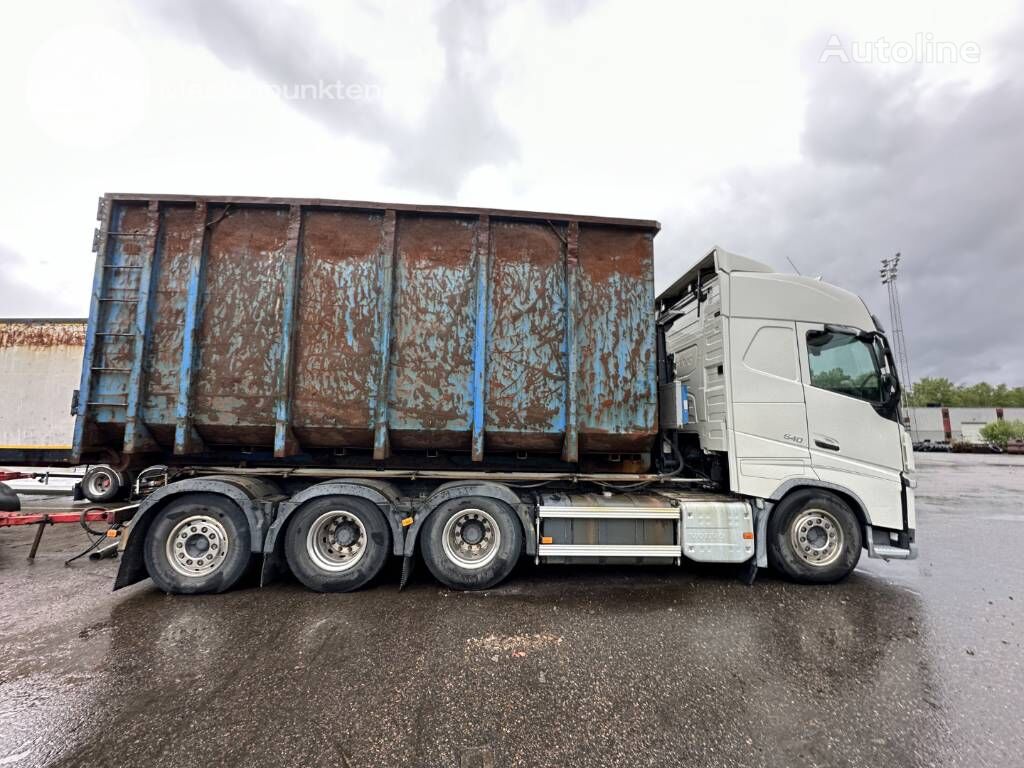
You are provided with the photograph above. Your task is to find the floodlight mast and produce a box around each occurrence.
[881,254,914,431]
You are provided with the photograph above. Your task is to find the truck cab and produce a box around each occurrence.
[658,248,917,580]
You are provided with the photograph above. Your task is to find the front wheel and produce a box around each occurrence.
[767,490,862,583]
[421,497,522,590]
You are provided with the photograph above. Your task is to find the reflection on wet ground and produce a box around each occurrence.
[1,454,1021,767]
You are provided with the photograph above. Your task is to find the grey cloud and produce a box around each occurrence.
[656,24,1024,384]
[802,63,923,166]
[538,0,600,24]
[141,0,521,196]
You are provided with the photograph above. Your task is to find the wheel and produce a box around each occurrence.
[0,481,19,512]
[421,497,522,590]
[284,496,391,592]
[143,493,252,594]
[767,489,863,583]
[81,465,123,502]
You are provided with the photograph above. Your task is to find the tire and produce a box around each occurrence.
[82,465,122,502]
[143,493,252,594]
[0,482,19,512]
[284,496,391,592]
[767,489,863,583]
[421,496,522,590]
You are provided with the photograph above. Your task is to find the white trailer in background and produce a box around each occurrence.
[0,319,84,460]
[0,320,85,502]
[0,319,125,501]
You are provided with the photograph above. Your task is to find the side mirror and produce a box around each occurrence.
[880,372,900,404]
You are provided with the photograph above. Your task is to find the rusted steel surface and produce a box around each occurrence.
[74,194,659,466]
[576,226,657,452]
[486,222,568,452]
[388,214,477,451]
[104,193,660,230]
[0,320,86,348]
[193,206,289,445]
[293,210,385,447]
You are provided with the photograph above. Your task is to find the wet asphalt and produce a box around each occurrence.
[0,453,1021,768]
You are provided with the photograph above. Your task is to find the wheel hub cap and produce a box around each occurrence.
[333,521,359,547]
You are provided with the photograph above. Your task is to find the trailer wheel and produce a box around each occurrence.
[143,493,252,594]
[421,497,522,590]
[767,490,862,583]
[82,465,123,502]
[284,496,390,592]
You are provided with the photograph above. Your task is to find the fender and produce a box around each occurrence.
[767,478,872,526]
[264,479,406,557]
[404,481,536,558]
[757,479,873,568]
[113,475,283,591]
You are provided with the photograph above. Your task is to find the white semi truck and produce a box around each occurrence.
[71,195,916,594]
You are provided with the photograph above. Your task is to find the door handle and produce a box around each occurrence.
[814,437,840,451]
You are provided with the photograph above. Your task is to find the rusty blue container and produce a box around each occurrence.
[72,194,659,468]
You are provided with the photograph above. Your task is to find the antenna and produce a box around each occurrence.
[786,256,802,275]
[880,253,915,436]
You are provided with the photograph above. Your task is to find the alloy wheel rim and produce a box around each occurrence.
[790,508,844,567]
[306,511,368,572]
[441,508,500,569]
[166,514,230,577]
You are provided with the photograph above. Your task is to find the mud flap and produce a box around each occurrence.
[259,533,288,587]
[399,554,415,590]
[740,555,758,586]
[0,482,20,512]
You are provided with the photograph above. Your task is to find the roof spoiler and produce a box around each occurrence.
[657,247,773,309]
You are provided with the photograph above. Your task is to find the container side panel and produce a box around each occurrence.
[575,226,657,452]
[141,205,196,439]
[485,221,567,451]
[92,203,150,432]
[292,209,385,447]
[192,207,289,444]
[388,214,476,449]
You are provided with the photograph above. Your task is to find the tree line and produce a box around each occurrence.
[906,377,1024,407]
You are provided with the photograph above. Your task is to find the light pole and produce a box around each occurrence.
[880,254,914,431]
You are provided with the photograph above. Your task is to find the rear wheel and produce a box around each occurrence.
[767,489,862,583]
[143,493,252,594]
[82,465,123,502]
[284,496,391,592]
[421,497,522,590]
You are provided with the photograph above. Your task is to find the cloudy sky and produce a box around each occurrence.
[1,0,1021,383]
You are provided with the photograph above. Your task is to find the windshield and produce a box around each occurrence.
[806,330,883,403]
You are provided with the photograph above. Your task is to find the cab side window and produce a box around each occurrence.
[806,331,882,403]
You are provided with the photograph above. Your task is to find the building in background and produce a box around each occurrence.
[907,406,1024,445]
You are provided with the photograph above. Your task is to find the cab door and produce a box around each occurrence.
[797,323,905,530]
